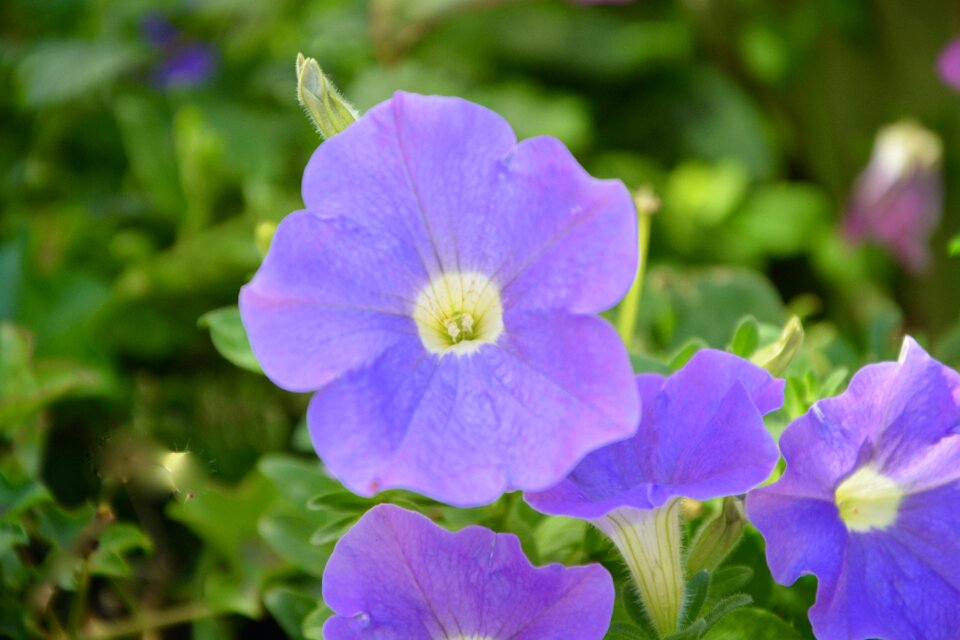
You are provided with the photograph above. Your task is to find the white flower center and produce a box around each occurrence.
[413,272,503,357]
[834,465,903,532]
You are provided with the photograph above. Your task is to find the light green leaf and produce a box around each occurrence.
[18,41,145,108]
[198,306,263,374]
[702,608,800,640]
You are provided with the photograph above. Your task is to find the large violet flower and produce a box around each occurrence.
[747,337,960,640]
[240,92,639,506]
[322,503,615,639]
[938,38,960,91]
[843,120,943,272]
[526,350,784,636]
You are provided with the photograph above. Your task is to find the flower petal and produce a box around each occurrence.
[301,91,517,276]
[745,491,847,587]
[307,314,638,506]
[526,351,781,518]
[525,375,664,518]
[469,136,637,314]
[239,210,422,391]
[873,337,960,478]
[322,504,615,640]
[301,92,636,314]
[772,362,899,499]
[647,379,779,505]
[809,531,960,640]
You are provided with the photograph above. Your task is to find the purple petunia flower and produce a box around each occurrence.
[322,503,615,639]
[240,92,639,506]
[747,337,960,640]
[938,38,960,91]
[526,350,784,635]
[843,120,943,273]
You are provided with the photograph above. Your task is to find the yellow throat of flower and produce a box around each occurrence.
[834,465,903,532]
[413,272,504,357]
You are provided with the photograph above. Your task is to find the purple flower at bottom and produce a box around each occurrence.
[938,38,960,91]
[526,351,783,636]
[843,120,943,272]
[240,92,639,506]
[322,504,615,639]
[747,337,960,640]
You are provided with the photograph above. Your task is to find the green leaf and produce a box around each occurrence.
[606,622,653,639]
[728,317,760,357]
[664,619,707,640]
[644,266,785,350]
[533,515,588,564]
[669,338,707,370]
[620,585,658,639]
[205,569,261,618]
[18,40,145,108]
[302,602,334,640]
[258,514,333,577]
[0,324,110,430]
[0,471,51,521]
[167,472,274,561]
[680,571,710,629]
[258,454,340,511]
[264,586,320,640]
[198,306,263,374]
[113,96,186,221]
[727,183,830,258]
[662,160,750,250]
[88,523,153,578]
[707,566,754,598]
[702,595,753,630]
[702,608,799,640]
[949,233,960,256]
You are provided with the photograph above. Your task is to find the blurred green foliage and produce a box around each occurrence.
[1,0,959,638]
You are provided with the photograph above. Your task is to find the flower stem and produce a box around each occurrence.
[616,193,656,350]
[67,602,215,640]
[596,501,684,637]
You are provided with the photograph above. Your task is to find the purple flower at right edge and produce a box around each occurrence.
[747,337,960,640]
[938,37,960,91]
[323,504,614,639]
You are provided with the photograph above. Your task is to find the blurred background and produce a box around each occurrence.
[2,0,959,638]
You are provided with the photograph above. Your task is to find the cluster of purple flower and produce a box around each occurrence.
[240,90,959,638]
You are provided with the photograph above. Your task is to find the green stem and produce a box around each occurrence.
[72,602,215,640]
[616,211,652,349]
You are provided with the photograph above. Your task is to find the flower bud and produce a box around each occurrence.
[296,53,359,140]
[751,315,803,376]
[685,496,746,576]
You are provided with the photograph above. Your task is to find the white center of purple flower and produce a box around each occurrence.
[413,272,504,356]
[834,465,903,532]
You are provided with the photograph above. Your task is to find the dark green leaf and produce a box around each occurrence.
[263,586,320,640]
[708,566,754,598]
[680,571,710,629]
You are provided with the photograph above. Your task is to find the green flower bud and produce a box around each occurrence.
[686,497,746,576]
[751,315,804,376]
[296,53,359,140]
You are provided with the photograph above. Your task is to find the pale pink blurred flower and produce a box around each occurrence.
[844,120,943,272]
[938,37,960,91]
